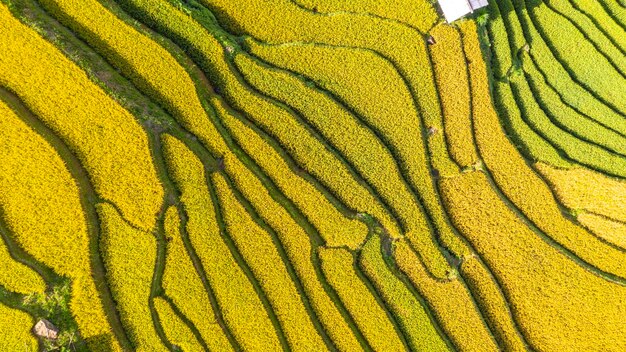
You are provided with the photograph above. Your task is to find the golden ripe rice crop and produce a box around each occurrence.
[0,304,38,350]
[1,0,625,350]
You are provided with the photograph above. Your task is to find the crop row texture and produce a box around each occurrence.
[153,297,205,351]
[234,51,409,242]
[36,6,364,324]
[318,247,405,351]
[440,170,626,351]
[597,0,626,28]
[293,0,438,32]
[526,0,626,114]
[35,0,225,161]
[492,0,626,177]
[0,1,163,232]
[429,24,478,168]
[477,5,626,283]
[0,237,45,296]
[215,99,368,250]
[205,0,468,277]
[463,16,626,350]
[215,141,364,351]
[0,102,47,296]
[97,203,164,351]
[2,0,625,350]
[576,212,626,250]
[359,234,449,351]
[393,241,500,352]
[212,170,327,350]
[493,0,626,148]
[0,78,116,350]
[245,41,463,275]
[544,0,626,76]
[0,303,38,350]
[162,206,233,350]
[162,134,282,350]
[566,0,626,53]
[536,163,626,223]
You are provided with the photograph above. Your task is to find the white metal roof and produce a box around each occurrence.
[438,0,471,22]
[438,0,488,23]
[469,0,489,10]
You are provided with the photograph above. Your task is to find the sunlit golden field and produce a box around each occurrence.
[1,0,626,350]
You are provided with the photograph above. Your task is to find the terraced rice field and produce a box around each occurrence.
[0,0,625,350]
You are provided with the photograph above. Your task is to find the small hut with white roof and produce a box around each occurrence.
[437,0,489,22]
